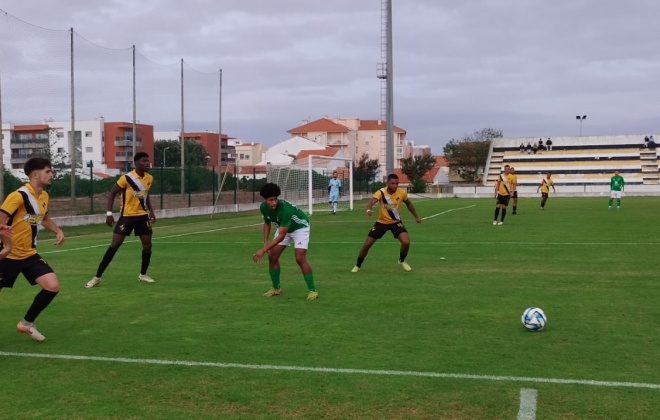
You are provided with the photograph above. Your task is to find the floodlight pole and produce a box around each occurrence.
[576,115,587,137]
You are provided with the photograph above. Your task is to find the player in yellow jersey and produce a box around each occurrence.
[537,173,556,210]
[0,158,66,341]
[85,152,156,288]
[351,174,422,272]
[493,165,514,225]
[510,166,519,215]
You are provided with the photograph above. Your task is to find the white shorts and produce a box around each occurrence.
[610,191,623,199]
[274,227,310,249]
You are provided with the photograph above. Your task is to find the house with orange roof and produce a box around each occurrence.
[392,155,449,188]
[287,116,408,179]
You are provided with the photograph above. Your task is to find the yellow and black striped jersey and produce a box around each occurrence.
[373,187,408,224]
[117,170,153,217]
[0,183,48,259]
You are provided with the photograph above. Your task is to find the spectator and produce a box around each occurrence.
[643,136,649,148]
[532,143,538,154]
[538,138,545,152]
[649,135,656,149]
[526,142,532,154]
[519,142,525,153]
[546,137,553,151]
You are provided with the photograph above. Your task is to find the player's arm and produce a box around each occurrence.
[41,214,65,246]
[105,184,122,227]
[494,179,500,197]
[146,195,156,224]
[551,183,556,192]
[403,198,422,224]
[0,212,12,259]
[365,197,378,217]
[537,182,541,193]
[253,223,289,263]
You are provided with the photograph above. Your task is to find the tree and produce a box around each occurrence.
[353,153,379,192]
[443,127,503,183]
[400,154,436,193]
[154,139,210,167]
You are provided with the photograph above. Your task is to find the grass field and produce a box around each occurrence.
[1,196,659,419]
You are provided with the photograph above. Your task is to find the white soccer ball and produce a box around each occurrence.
[521,307,547,331]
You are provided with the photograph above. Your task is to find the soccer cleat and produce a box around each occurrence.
[306,291,319,300]
[17,321,45,342]
[85,276,101,288]
[608,206,612,210]
[617,206,620,210]
[351,266,360,273]
[497,221,504,225]
[262,288,282,297]
[399,261,412,272]
[138,274,155,283]
[492,221,497,225]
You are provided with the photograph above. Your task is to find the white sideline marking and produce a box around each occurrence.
[39,223,263,255]
[517,388,537,420]
[1,351,659,390]
[421,205,475,220]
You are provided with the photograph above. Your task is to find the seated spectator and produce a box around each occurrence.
[532,143,538,154]
[546,137,553,150]
[538,138,545,151]
[649,136,656,149]
[643,136,649,148]
[526,142,532,154]
[519,142,525,153]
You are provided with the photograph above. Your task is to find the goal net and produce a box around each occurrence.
[267,155,353,215]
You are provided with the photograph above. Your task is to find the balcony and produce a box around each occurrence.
[11,139,49,149]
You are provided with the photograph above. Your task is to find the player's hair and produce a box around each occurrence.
[24,157,52,176]
[134,151,149,162]
[260,182,281,199]
[387,173,398,181]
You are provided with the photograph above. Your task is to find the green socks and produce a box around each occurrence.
[268,268,281,289]
[303,273,316,292]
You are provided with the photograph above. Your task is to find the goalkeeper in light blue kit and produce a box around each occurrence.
[328,171,342,214]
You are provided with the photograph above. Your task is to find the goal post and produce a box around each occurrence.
[266,155,353,215]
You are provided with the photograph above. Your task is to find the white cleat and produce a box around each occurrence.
[17,321,45,342]
[138,274,155,283]
[85,277,101,288]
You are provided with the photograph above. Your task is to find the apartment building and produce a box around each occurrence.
[287,117,407,176]
[230,139,266,167]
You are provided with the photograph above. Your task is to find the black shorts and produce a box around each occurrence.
[367,222,408,240]
[541,192,549,198]
[114,215,152,236]
[512,191,518,199]
[496,194,511,206]
[0,254,54,288]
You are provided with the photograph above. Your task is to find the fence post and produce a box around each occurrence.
[160,165,164,209]
[188,165,192,207]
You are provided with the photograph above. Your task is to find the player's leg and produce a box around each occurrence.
[353,233,379,272]
[608,192,614,209]
[19,256,59,341]
[290,228,315,297]
[86,226,128,288]
[264,244,287,294]
[395,228,412,271]
[137,232,154,282]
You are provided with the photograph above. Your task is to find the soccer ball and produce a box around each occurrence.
[521,307,547,331]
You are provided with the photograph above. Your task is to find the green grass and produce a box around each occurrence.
[1,196,659,419]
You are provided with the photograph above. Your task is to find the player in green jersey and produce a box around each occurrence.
[252,183,317,300]
[608,171,625,210]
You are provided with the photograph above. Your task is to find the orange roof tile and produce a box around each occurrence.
[288,118,351,134]
[13,124,49,131]
[393,167,440,184]
[295,149,337,160]
[358,120,405,134]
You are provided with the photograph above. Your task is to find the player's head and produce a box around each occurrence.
[386,173,399,192]
[260,182,281,199]
[24,157,53,186]
[614,170,619,176]
[503,164,510,174]
[547,172,552,178]
[260,182,281,210]
[332,170,338,178]
[510,167,515,174]
[134,152,150,172]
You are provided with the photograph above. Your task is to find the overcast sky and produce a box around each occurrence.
[1,0,659,153]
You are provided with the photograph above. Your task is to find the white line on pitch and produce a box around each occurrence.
[517,388,537,420]
[0,351,658,390]
[421,205,476,220]
[39,223,263,255]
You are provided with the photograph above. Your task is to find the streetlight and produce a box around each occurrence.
[576,115,587,136]
[163,146,171,167]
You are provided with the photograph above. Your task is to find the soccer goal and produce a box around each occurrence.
[267,155,353,215]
